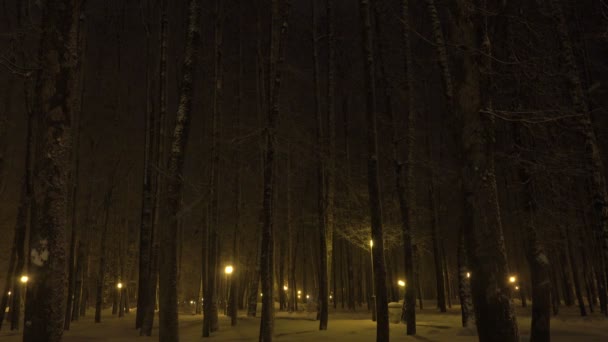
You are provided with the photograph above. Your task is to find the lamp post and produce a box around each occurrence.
[369,239,376,322]
[224,265,233,316]
[117,282,125,317]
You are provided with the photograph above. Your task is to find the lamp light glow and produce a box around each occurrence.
[466,272,471,279]
[225,265,234,275]
[20,275,28,284]
[509,276,517,284]
[398,280,405,287]
[369,240,374,248]
[283,285,288,291]
[117,282,123,289]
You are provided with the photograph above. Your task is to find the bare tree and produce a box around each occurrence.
[22,1,82,339]
[157,0,202,340]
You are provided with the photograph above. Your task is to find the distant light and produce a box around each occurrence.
[20,276,28,284]
[509,276,517,284]
[466,272,471,279]
[190,300,195,304]
[306,295,310,299]
[297,290,301,294]
[7,291,11,296]
[283,285,288,291]
[329,295,333,299]
[297,295,301,299]
[369,240,374,248]
[515,286,520,291]
[398,280,405,287]
[117,282,123,289]
[260,293,263,297]
[225,265,234,275]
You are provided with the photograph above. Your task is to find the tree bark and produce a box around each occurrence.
[514,125,551,341]
[448,1,519,340]
[311,0,329,330]
[259,1,290,340]
[399,0,417,335]
[551,0,608,316]
[135,0,158,329]
[358,0,389,340]
[157,0,201,340]
[22,2,81,340]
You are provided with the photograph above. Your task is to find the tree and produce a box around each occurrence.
[22,0,82,340]
[135,0,158,330]
[158,0,202,340]
[358,0,389,340]
[259,0,290,340]
[447,1,519,340]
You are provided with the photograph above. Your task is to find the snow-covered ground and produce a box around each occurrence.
[2,301,607,341]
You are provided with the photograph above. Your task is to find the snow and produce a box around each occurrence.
[1,301,607,341]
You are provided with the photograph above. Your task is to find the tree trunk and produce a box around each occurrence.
[429,183,447,313]
[324,0,336,327]
[311,0,329,330]
[135,0,158,329]
[448,1,519,340]
[158,0,201,340]
[203,0,223,337]
[95,182,115,323]
[457,228,471,327]
[358,0,389,340]
[259,1,290,340]
[399,0,417,335]
[22,2,81,340]
[551,0,608,316]
[514,125,551,342]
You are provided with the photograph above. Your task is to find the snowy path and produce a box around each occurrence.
[1,304,607,341]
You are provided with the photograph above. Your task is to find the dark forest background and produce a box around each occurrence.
[1,0,608,341]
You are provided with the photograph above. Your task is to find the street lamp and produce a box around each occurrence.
[283,285,288,291]
[466,272,471,279]
[20,275,29,284]
[369,239,376,322]
[509,275,517,284]
[225,265,234,316]
[398,280,405,287]
[117,282,123,289]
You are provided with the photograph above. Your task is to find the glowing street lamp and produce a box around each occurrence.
[297,290,301,295]
[515,286,520,291]
[7,291,11,296]
[509,276,517,284]
[398,280,405,287]
[306,294,310,299]
[20,275,29,284]
[466,272,471,279]
[117,282,123,289]
[224,266,234,316]
[369,239,376,322]
[283,285,288,291]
